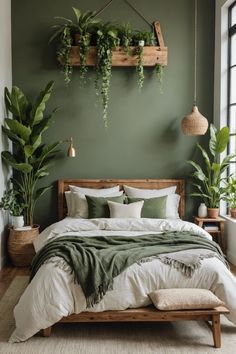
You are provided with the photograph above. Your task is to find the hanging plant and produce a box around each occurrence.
[135,44,144,90]
[95,24,120,128]
[49,7,101,83]
[155,64,164,93]
[50,6,167,128]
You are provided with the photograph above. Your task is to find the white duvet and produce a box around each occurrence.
[9,217,236,343]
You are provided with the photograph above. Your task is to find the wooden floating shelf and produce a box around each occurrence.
[68,21,168,67]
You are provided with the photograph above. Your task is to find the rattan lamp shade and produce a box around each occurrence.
[181,105,208,136]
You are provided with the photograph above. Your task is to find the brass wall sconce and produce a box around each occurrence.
[67,137,76,157]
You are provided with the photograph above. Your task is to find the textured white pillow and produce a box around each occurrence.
[65,191,72,216]
[69,185,120,195]
[124,185,176,198]
[108,200,144,218]
[72,190,124,218]
[166,194,180,219]
[149,288,224,311]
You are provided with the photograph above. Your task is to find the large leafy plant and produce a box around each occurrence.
[187,124,235,208]
[2,81,61,225]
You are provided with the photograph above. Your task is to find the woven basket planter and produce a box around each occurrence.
[8,225,39,267]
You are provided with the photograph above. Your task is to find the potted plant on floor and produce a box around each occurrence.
[187,124,235,218]
[1,81,61,265]
[223,178,236,218]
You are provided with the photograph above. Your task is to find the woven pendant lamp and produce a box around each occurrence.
[181,0,208,136]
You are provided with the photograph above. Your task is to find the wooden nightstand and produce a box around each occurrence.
[194,217,225,253]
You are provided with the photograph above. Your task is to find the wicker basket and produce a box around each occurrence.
[8,225,39,267]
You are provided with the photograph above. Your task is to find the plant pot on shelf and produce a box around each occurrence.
[8,225,39,267]
[207,208,219,219]
[230,208,236,218]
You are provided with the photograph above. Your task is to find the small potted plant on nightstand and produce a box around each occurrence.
[187,124,235,218]
[223,178,236,218]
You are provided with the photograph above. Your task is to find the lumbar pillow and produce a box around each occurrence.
[149,288,224,311]
[124,185,176,198]
[71,190,123,218]
[86,195,125,218]
[127,196,167,219]
[108,200,144,218]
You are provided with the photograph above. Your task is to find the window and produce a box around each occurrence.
[228,1,236,176]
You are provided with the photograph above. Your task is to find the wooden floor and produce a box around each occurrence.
[0,263,235,301]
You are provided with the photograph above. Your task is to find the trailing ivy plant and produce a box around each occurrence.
[135,45,144,90]
[50,7,166,127]
[50,7,101,83]
[95,24,120,128]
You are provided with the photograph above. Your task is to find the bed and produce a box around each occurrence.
[9,179,236,345]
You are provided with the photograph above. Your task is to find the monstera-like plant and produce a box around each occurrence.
[187,124,235,217]
[2,81,61,225]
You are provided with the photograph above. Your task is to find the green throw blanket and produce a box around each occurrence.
[30,232,225,308]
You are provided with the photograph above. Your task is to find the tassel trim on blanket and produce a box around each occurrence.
[137,250,227,277]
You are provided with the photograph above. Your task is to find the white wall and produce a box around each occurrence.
[0,0,12,269]
[214,0,236,265]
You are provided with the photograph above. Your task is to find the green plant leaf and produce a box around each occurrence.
[72,7,81,23]
[196,143,211,169]
[34,185,52,201]
[5,119,31,143]
[215,126,230,153]
[30,81,54,125]
[2,126,26,147]
[209,124,217,156]
[5,86,29,121]
[1,151,32,173]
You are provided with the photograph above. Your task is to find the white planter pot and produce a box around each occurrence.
[198,203,207,218]
[138,40,145,47]
[12,215,24,229]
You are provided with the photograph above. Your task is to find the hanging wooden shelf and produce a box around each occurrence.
[68,22,168,67]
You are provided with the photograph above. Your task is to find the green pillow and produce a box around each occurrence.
[127,196,167,219]
[86,195,125,218]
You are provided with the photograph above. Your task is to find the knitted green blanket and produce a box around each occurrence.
[30,232,225,308]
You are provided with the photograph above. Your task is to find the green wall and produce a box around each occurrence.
[12,0,215,228]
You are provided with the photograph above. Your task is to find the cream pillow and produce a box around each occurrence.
[65,191,73,216]
[108,200,144,218]
[69,185,120,195]
[72,190,124,218]
[149,288,224,311]
[124,185,176,198]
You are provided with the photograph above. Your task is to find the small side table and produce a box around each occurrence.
[194,217,225,254]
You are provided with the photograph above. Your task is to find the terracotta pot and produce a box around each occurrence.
[207,208,219,219]
[8,225,39,267]
[230,208,236,218]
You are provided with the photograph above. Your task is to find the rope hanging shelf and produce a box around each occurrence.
[68,21,168,67]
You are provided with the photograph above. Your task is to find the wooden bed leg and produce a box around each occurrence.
[212,314,221,348]
[42,326,52,337]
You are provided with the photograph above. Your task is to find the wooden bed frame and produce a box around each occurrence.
[42,179,229,348]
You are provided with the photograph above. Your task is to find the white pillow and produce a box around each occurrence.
[65,191,73,216]
[108,200,144,218]
[166,194,180,219]
[72,190,124,218]
[69,185,120,195]
[124,185,176,198]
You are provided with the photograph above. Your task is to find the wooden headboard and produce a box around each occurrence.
[58,179,185,220]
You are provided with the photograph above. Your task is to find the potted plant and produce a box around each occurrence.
[187,124,235,218]
[2,81,61,226]
[0,189,25,228]
[50,7,101,83]
[223,178,236,218]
